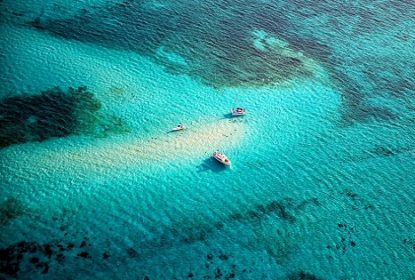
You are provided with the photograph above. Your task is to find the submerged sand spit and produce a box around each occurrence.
[92,118,245,165]
[2,119,245,174]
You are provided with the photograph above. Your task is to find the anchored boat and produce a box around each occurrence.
[231,107,246,117]
[213,151,231,166]
[172,124,185,131]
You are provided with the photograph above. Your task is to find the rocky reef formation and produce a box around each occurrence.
[27,1,315,89]
[0,86,128,149]
[0,198,29,226]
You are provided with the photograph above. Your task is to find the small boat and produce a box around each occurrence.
[231,107,246,117]
[172,124,185,131]
[213,151,231,166]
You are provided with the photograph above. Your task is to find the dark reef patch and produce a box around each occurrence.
[326,223,357,256]
[342,189,358,201]
[295,197,321,211]
[370,145,396,157]
[340,189,374,211]
[0,86,128,148]
[230,197,308,224]
[402,238,415,252]
[0,241,39,277]
[27,1,312,89]
[0,86,98,148]
[55,253,65,263]
[77,251,90,258]
[288,271,323,280]
[0,198,29,226]
[367,145,415,159]
[126,248,138,258]
[250,1,414,126]
[80,241,86,248]
[181,226,213,244]
[197,252,240,280]
[0,238,93,278]
[29,257,39,264]
[23,0,415,124]
[177,197,311,246]
[132,196,320,265]
[341,103,398,126]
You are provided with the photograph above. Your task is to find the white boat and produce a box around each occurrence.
[213,151,231,166]
[231,107,246,117]
[172,124,185,131]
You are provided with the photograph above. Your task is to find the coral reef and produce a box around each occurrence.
[0,198,28,226]
[0,86,128,148]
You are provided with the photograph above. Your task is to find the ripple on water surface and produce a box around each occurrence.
[1,0,415,279]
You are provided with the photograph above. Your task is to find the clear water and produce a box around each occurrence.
[1,0,415,279]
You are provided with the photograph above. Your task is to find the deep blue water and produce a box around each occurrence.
[1,0,415,279]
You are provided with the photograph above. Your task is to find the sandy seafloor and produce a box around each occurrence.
[1,0,415,279]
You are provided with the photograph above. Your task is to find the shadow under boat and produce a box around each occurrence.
[223,108,246,119]
[196,157,228,173]
[223,113,234,119]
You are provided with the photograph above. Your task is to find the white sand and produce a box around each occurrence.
[4,119,245,175]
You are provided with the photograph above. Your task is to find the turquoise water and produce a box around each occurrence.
[1,0,415,279]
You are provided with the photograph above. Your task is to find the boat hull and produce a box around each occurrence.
[213,152,231,166]
[172,126,185,131]
[231,108,246,117]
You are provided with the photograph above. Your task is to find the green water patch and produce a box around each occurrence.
[0,198,30,226]
[0,86,129,148]
[26,1,314,89]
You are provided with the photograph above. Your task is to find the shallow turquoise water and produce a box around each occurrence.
[1,0,415,279]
